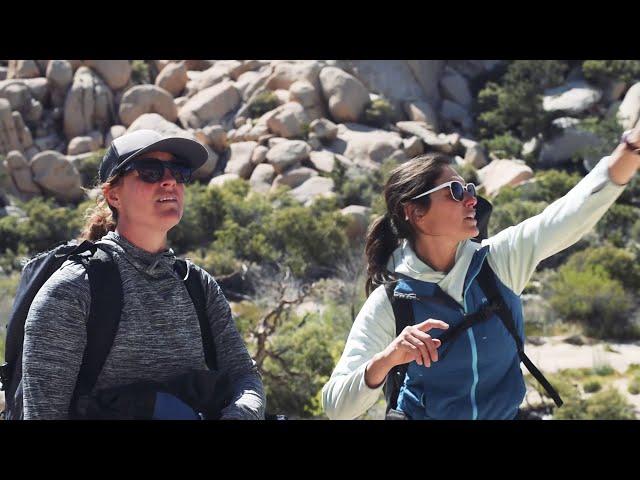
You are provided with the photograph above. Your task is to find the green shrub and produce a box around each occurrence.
[592,363,615,377]
[475,60,569,141]
[492,169,581,208]
[583,379,602,393]
[183,247,242,277]
[131,60,151,85]
[209,182,350,278]
[548,264,635,340]
[0,197,85,256]
[361,98,395,128]
[489,200,547,235]
[583,388,636,419]
[582,60,640,85]
[260,301,353,418]
[248,91,280,118]
[628,375,640,395]
[330,157,397,210]
[596,203,639,248]
[575,115,624,168]
[453,162,480,187]
[563,245,640,291]
[76,149,106,187]
[480,133,523,159]
[168,183,226,254]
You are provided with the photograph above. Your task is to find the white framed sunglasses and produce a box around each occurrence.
[411,180,477,202]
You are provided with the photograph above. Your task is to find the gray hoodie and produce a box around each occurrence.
[22,231,265,419]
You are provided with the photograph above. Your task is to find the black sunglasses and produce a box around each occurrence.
[119,158,193,184]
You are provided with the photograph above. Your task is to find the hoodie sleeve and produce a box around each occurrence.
[322,285,396,419]
[197,266,266,420]
[484,156,627,295]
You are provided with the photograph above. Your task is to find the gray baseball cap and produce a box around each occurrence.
[99,129,208,182]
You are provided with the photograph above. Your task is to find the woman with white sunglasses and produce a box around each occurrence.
[322,127,640,420]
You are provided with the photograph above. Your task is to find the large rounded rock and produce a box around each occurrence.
[266,102,309,138]
[235,69,271,101]
[402,136,424,158]
[251,145,268,164]
[127,113,218,179]
[208,172,240,189]
[308,150,336,173]
[201,124,228,152]
[462,141,488,168]
[105,125,127,146]
[341,205,371,241]
[542,81,602,115]
[224,141,258,179]
[289,80,321,108]
[118,85,178,127]
[271,166,318,190]
[538,117,603,167]
[617,82,640,130]
[404,100,439,132]
[0,79,45,123]
[5,150,41,195]
[266,61,322,91]
[155,61,188,97]
[84,60,132,90]
[266,140,311,173]
[395,121,456,153]
[477,159,534,197]
[249,163,276,193]
[289,176,335,206]
[348,60,444,108]
[8,60,41,79]
[440,99,473,131]
[30,150,84,201]
[336,123,403,167]
[67,135,101,155]
[178,80,240,129]
[63,66,114,140]
[309,118,338,142]
[46,59,73,91]
[319,66,370,123]
[440,67,472,109]
[0,100,33,155]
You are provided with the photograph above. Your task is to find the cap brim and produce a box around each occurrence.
[117,136,209,173]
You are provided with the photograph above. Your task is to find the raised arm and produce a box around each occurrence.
[485,127,640,295]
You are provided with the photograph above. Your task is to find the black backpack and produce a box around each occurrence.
[0,239,216,420]
[382,196,563,417]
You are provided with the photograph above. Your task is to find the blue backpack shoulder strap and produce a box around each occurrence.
[475,260,563,408]
[383,281,414,413]
[174,259,217,371]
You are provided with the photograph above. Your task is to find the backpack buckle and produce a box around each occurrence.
[0,362,11,391]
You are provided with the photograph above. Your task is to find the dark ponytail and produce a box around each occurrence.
[364,154,452,296]
[364,213,398,295]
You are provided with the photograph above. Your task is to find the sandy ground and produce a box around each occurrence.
[523,336,640,415]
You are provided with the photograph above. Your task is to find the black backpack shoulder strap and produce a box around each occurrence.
[75,246,123,396]
[175,259,217,371]
[383,281,414,412]
[476,261,563,408]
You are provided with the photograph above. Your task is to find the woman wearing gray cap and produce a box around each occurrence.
[19,129,265,420]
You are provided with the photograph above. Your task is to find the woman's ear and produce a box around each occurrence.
[104,184,121,210]
[403,204,412,222]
